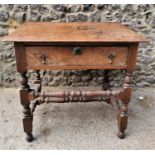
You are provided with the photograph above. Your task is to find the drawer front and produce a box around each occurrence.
[25,46,129,70]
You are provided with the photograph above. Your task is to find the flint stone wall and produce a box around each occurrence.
[0,4,155,88]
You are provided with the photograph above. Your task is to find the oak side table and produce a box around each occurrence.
[3,22,147,142]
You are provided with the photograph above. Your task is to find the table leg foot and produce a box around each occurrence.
[26,132,33,142]
[118,130,125,139]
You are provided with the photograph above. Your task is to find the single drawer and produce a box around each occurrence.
[25,46,129,70]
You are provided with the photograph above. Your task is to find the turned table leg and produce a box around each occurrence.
[33,70,42,92]
[117,72,132,139]
[19,72,33,142]
[103,70,110,90]
[102,70,112,105]
[117,104,128,138]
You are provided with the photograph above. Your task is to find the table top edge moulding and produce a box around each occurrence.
[2,22,147,142]
[2,22,148,43]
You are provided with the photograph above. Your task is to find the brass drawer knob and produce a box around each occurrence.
[40,53,47,64]
[108,53,116,64]
[73,47,82,55]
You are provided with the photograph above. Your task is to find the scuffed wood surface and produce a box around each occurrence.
[3,22,147,43]
[25,46,128,70]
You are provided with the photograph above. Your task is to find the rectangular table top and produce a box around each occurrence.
[3,22,147,43]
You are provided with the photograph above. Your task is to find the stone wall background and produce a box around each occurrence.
[0,4,155,88]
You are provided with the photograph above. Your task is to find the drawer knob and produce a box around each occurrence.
[40,53,47,64]
[73,47,82,55]
[108,53,116,64]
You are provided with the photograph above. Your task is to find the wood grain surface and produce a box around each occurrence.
[25,46,128,70]
[3,22,147,43]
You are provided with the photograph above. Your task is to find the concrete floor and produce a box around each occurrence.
[0,86,155,149]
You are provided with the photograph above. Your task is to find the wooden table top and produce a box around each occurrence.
[3,22,147,43]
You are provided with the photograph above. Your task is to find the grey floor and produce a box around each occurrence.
[0,86,155,149]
